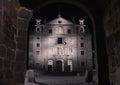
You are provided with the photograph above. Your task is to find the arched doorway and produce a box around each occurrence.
[56,60,63,72]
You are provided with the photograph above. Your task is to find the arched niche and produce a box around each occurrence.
[48,60,53,72]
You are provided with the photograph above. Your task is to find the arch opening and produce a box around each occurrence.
[28,1,95,78]
[24,2,109,85]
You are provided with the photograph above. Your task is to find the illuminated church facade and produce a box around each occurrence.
[29,15,93,73]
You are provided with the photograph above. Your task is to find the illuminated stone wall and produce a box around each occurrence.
[29,16,92,72]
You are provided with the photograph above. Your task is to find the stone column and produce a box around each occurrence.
[15,7,32,84]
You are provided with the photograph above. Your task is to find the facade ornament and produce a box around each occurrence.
[58,12,61,18]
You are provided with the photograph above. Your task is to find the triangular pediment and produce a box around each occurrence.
[47,17,73,25]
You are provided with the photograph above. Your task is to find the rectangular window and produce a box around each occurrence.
[49,29,52,34]
[81,51,84,55]
[58,37,62,44]
[80,37,84,40]
[81,43,84,47]
[81,62,85,66]
[37,37,40,40]
[68,29,71,34]
[36,43,40,47]
[36,28,40,32]
[36,51,40,55]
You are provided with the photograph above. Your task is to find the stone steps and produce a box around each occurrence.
[24,70,96,85]
[25,77,96,85]
[46,82,95,85]
[35,77,96,85]
[26,82,96,85]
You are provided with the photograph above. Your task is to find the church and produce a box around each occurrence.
[0,0,120,84]
[29,14,93,74]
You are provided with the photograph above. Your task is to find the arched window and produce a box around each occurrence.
[48,60,53,72]
[67,60,73,72]
[56,27,64,34]
[80,27,85,32]
[57,47,64,55]
[48,60,53,65]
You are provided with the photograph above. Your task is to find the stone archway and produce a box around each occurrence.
[17,7,33,84]
[17,2,110,85]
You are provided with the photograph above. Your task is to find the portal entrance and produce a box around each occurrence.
[56,60,62,72]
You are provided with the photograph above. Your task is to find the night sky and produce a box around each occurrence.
[28,3,93,34]
[28,2,94,50]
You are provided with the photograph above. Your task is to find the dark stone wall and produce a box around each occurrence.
[16,7,32,85]
[0,0,32,84]
[104,0,120,85]
[0,0,21,85]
